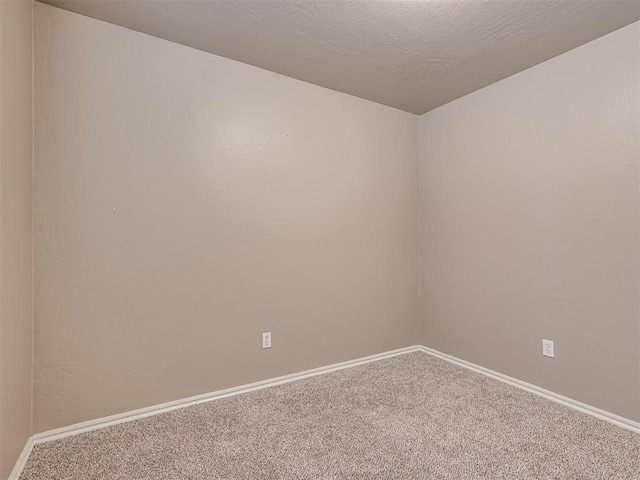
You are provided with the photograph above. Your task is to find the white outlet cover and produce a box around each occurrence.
[262,332,272,349]
[542,339,554,358]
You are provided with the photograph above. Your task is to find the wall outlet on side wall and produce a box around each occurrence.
[542,339,554,358]
[262,332,272,349]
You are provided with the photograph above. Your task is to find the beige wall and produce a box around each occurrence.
[0,0,33,478]
[34,3,419,432]
[420,22,640,421]
[31,2,639,435]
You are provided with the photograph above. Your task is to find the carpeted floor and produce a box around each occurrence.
[21,351,640,479]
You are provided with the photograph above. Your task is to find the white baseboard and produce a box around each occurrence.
[418,345,640,433]
[32,345,421,444]
[8,436,33,480]
[25,342,639,461]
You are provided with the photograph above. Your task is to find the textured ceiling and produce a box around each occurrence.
[40,0,640,114]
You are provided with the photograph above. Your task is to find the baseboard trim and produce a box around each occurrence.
[8,436,33,480]
[32,345,421,444]
[418,345,640,433]
[28,343,640,450]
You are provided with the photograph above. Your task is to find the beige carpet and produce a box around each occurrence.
[21,351,640,479]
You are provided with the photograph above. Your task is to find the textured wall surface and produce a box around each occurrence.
[34,3,419,432]
[41,0,640,114]
[0,0,33,478]
[420,22,640,421]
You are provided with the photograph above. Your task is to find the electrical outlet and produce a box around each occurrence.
[262,332,272,349]
[542,339,554,358]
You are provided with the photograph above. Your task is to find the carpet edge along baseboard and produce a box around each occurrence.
[9,344,639,480]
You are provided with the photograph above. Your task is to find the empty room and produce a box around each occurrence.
[1,0,639,478]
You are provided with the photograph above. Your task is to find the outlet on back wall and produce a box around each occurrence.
[262,332,272,349]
